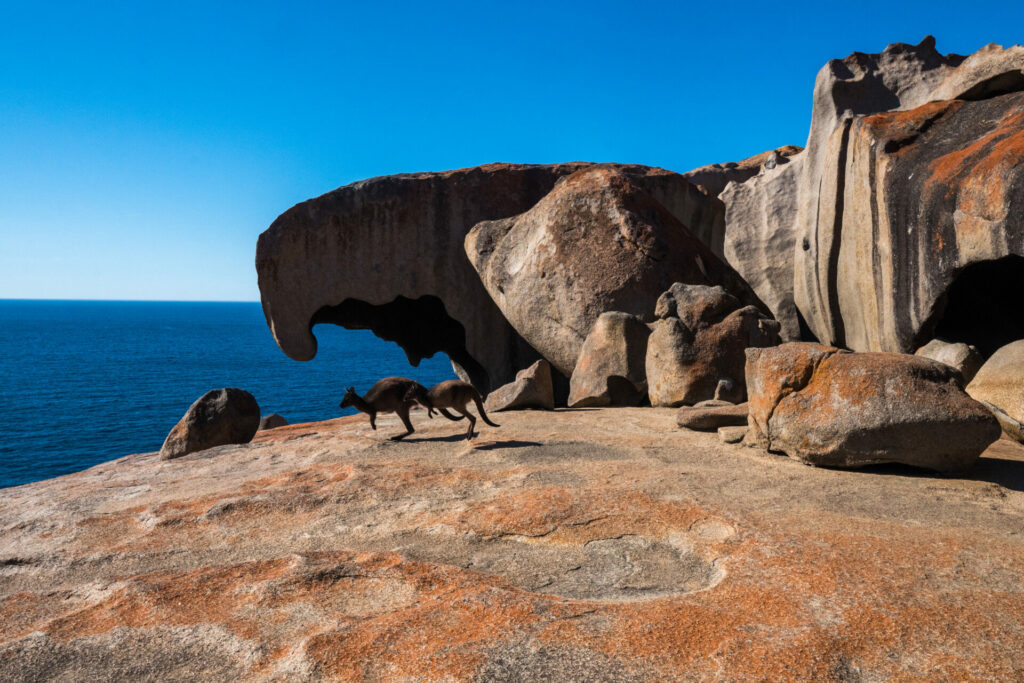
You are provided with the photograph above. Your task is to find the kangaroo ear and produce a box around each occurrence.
[347,387,355,393]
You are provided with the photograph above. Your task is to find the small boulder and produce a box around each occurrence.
[258,413,289,431]
[569,312,651,408]
[745,343,1000,471]
[646,284,780,407]
[967,340,1024,443]
[484,360,555,412]
[718,426,748,444]
[677,401,749,431]
[160,388,261,460]
[915,339,984,384]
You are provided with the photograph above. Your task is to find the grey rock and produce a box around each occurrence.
[915,340,984,385]
[258,413,289,431]
[484,360,555,412]
[967,340,1024,443]
[677,402,749,431]
[569,312,651,408]
[718,426,748,444]
[160,388,260,460]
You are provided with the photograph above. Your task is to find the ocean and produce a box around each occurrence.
[0,300,456,489]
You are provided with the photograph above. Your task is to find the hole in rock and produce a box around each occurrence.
[311,295,491,392]
[923,255,1024,357]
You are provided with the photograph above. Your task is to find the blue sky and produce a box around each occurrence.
[2,1,1021,301]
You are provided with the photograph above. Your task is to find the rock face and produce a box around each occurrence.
[256,163,726,394]
[646,284,780,407]
[568,312,651,408]
[676,401,749,431]
[258,414,289,431]
[681,145,803,199]
[745,343,1001,471]
[701,37,1024,349]
[160,389,261,460]
[967,340,1024,443]
[915,340,984,384]
[484,360,555,412]
[3,409,1024,680]
[465,167,759,377]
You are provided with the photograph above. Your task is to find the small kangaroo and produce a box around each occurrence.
[339,377,433,441]
[406,380,499,440]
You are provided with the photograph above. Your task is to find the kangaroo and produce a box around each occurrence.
[339,377,433,441]
[406,380,499,440]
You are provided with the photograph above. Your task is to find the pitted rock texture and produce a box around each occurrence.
[569,312,651,408]
[745,343,1001,471]
[968,339,1024,443]
[483,359,555,412]
[256,162,722,393]
[915,339,984,385]
[160,388,260,460]
[2,409,1023,680]
[465,167,756,377]
[646,284,780,407]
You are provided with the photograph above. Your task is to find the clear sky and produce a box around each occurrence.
[2,1,1021,301]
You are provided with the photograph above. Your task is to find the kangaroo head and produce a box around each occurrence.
[339,387,358,409]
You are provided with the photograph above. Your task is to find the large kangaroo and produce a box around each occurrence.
[406,380,499,440]
[339,377,432,441]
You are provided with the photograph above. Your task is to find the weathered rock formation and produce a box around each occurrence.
[484,360,555,412]
[676,401,749,431]
[967,339,1024,443]
[681,145,803,199]
[568,312,651,408]
[465,167,755,377]
[646,284,780,407]
[257,163,726,394]
[745,343,1001,471]
[160,388,261,460]
[702,37,1024,351]
[3,409,1024,679]
[915,339,984,385]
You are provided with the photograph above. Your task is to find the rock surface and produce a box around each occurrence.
[681,144,803,198]
[745,343,1001,471]
[160,389,260,460]
[483,360,555,412]
[915,339,984,384]
[967,340,1024,443]
[568,312,651,408]
[258,413,289,431]
[646,284,780,407]
[465,167,758,377]
[676,401,748,431]
[717,425,748,443]
[3,409,1024,680]
[701,37,1024,347]
[257,163,676,393]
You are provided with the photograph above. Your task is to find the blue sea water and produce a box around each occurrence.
[0,300,456,489]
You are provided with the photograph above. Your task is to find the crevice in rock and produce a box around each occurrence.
[825,118,853,348]
[956,70,1024,101]
[310,295,491,392]
[918,255,1024,358]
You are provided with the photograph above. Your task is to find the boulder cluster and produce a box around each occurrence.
[250,36,1024,472]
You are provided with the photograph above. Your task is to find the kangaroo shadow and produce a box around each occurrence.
[471,440,543,451]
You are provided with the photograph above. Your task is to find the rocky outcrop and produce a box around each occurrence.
[568,312,651,408]
[915,340,984,384]
[484,360,555,412]
[258,414,289,431]
[745,343,1001,471]
[160,389,261,460]
[701,37,1024,349]
[646,284,780,407]
[676,401,748,431]
[681,145,802,198]
[257,163,706,394]
[967,340,1024,443]
[3,409,1024,680]
[465,167,754,377]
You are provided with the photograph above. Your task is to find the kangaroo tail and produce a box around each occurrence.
[473,392,500,427]
[438,408,465,421]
